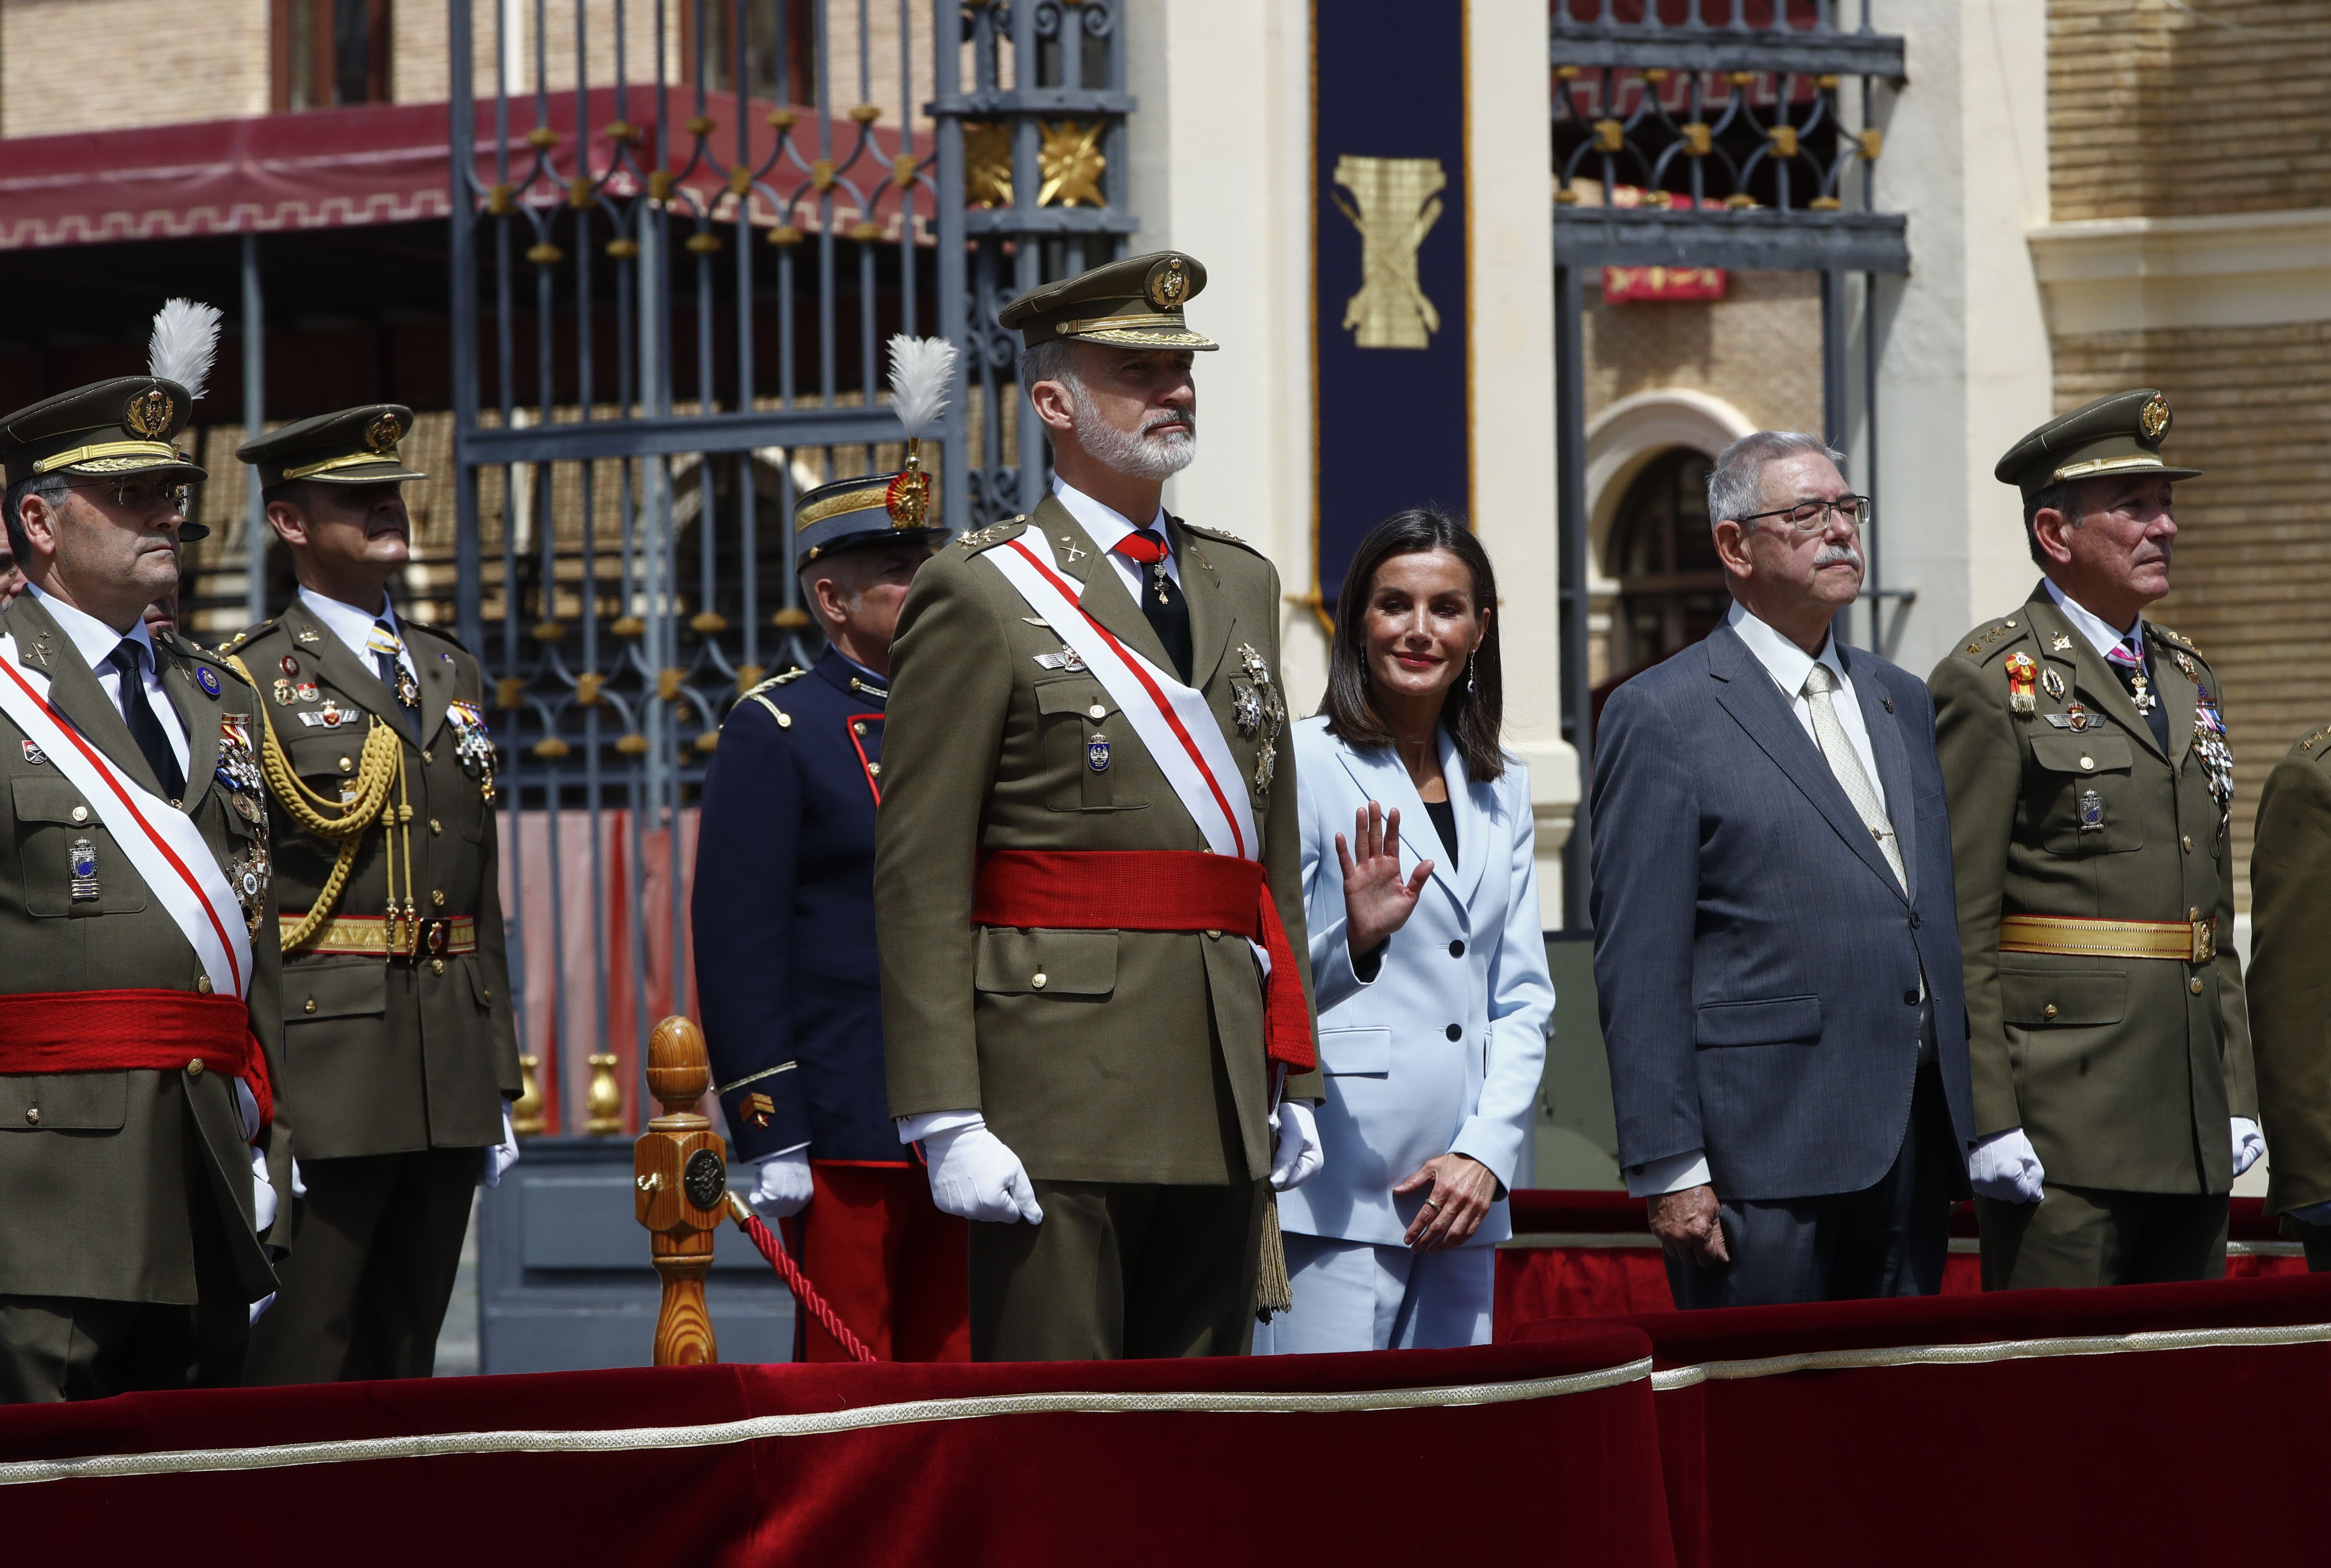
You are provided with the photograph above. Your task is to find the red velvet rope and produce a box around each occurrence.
[0,988,272,1129]
[731,1205,877,1364]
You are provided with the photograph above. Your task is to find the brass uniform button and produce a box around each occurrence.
[338,757,353,772]
[1205,929,1221,940]
[430,818,443,835]
[186,1058,204,1078]
[69,804,87,824]
[776,711,792,728]
[2043,1003,2058,1021]
[2182,836,2193,853]
[2078,756,2095,771]
[852,721,867,737]
[23,1107,37,1126]
[422,749,434,764]
[483,987,492,1002]
[196,974,212,995]
[304,998,318,1014]
[866,762,881,778]
[431,889,446,907]
[1087,704,1106,720]
[431,958,446,975]
[1031,972,1048,989]
[2190,976,2205,995]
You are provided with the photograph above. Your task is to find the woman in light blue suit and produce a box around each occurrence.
[1261,509,1553,1353]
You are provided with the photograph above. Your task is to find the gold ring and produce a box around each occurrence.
[1421,1199,1442,1210]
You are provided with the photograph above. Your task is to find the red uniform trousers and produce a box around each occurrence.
[781,1161,970,1363]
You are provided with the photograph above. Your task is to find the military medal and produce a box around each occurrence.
[297,681,322,705]
[2041,669,2065,702]
[2004,652,2037,716]
[446,699,499,799]
[68,837,99,903]
[281,655,300,677]
[1235,643,1286,792]
[2078,789,2105,833]
[316,697,344,727]
[195,665,221,697]
[394,663,421,711]
[216,715,265,825]
[272,679,294,706]
[2129,671,2157,713]
[2173,650,2199,681]
[1087,734,1111,772]
[19,739,44,765]
[1233,684,1263,738]
[228,842,270,932]
[2194,694,2234,810]
[1033,645,1088,673]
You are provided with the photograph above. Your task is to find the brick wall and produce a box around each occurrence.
[2050,0,2331,222]
[0,0,267,137]
[2053,323,2331,909]
[1582,271,1823,432]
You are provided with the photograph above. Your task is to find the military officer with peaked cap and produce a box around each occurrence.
[2242,722,2331,1271]
[1931,389,2256,1289]
[874,252,1326,1360]
[226,405,523,1385]
[0,370,290,1400]
[693,437,971,1362]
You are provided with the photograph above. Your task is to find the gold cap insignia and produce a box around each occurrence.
[123,388,174,438]
[885,468,933,529]
[364,412,403,453]
[1147,256,1189,311]
[2139,395,2170,441]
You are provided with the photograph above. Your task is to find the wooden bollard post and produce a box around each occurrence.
[634,1015,728,1367]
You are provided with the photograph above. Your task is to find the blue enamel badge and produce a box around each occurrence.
[196,665,221,696]
[1087,735,1111,772]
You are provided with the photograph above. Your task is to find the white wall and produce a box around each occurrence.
[1865,0,2055,679]
[1126,0,1577,922]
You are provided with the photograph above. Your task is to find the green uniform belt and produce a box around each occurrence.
[1999,914,2216,964]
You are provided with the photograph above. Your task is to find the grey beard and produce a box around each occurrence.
[1066,382,1197,481]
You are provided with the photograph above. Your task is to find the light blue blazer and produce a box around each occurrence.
[1278,714,1554,1249]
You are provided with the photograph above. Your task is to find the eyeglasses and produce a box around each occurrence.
[67,479,191,515]
[1736,495,1872,535]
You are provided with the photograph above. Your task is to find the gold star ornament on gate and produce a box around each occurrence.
[1038,120,1106,208]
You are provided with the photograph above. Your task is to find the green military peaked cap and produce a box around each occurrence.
[1996,388,2202,500]
[998,251,1218,351]
[238,404,427,490]
[0,376,212,540]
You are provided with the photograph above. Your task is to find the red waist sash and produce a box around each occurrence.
[0,989,273,1129]
[972,849,1316,1073]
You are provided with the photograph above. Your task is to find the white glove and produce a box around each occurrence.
[750,1147,814,1219]
[1967,1127,2046,1204]
[480,1107,521,1189]
[2232,1117,2265,1180]
[249,1144,278,1235]
[291,1158,307,1200]
[249,1291,276,1326]
[916,1115,1043,1224]
[1269,1100,1324,1192]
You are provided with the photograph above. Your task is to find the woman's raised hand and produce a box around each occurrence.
[1335,799,1431,961]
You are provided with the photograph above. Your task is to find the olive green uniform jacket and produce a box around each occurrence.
[0,593,287,1306]
[1929,583,2253,1195]
[224,600,520,1157]
[2243,725,2331,1217]
[875,498,1321,1186]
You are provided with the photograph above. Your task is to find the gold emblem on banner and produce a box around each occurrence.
[1331,155,1446,349]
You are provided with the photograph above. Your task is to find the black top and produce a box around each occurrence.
[1425,798,1458,872]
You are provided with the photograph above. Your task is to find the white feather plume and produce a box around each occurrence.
[146,298,223,401]
[885,334,957,441]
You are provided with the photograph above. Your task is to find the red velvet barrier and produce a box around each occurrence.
[0,1327,1673,1568]
[1514,1272,2331,1568]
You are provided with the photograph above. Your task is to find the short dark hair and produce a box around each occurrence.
[2023,479,2084,566]
[4,472,67,564]
[1320,506,1506,784]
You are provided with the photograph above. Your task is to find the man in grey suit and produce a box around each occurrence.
[1590,431,1977,1308]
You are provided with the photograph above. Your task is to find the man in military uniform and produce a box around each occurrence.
[0,371,287,1400]
[2244,729,2331,1270]
[875,253,1324,1361]
[228,405,522,1384]
[1931,389,2256,1289]
[694,437,968,1361]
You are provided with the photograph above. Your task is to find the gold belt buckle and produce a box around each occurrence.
[2190,918,2216,965]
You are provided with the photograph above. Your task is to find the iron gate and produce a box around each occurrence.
[445,0,1134,1138]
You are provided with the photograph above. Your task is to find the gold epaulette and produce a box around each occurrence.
[741,666,807,700]
[1958,614,2030,665]
[2301,725,2331,757]
[957,516,1026,551]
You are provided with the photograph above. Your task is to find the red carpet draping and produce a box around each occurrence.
[1512,1271,2331,1568]
[1496,1193,2309,1329]
[0,1327,1673,1568]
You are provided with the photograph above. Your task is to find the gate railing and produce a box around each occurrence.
[446,1,1134,1137]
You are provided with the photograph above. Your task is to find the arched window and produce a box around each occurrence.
[1599,448,1729,701]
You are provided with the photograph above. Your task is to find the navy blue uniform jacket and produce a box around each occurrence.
[693,647,905,1164]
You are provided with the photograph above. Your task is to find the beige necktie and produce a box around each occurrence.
[1802,662,1905,891]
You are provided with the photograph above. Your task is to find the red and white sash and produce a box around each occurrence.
[0,635,252,1001]
[984,528,1260,863]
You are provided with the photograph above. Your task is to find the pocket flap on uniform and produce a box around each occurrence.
[2000,969,2127,1027]
[1319,1025,1391,1076]
[2030,733,2134,774]
[1695,995,1822,1047]
[11,774,92,826]
[288,959,389,1022]
[0,1074,126,1132]
[287,731,365,784]
[1034,678,1117,719]
[974,927,1118,996]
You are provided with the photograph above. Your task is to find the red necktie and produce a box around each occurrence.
[1108,528,1192,683]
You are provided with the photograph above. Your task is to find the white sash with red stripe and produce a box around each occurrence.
[0,636,251,1001]
[983,528,1260,865]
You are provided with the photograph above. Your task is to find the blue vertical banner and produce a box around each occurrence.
[1312,1,1471,610]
